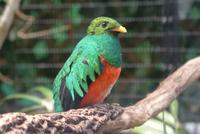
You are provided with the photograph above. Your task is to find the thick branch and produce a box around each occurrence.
[0,56,200,134]
[102,56,200,132]
[0,0,21,49]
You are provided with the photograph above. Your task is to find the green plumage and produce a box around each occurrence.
[53,17,124,112]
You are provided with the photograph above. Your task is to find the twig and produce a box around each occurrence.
[16,10,70,39]
[0,0,21,49]
[0,72,14,84]
[0,56,200,134]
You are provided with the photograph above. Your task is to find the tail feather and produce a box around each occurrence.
[59,76,82,111]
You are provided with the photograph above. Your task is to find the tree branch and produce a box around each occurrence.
[1,56,200,134]
[0,0,21,49]
[16,10,70,39]
[102,56,200,132]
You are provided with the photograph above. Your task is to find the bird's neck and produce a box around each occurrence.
[89,33,122,67]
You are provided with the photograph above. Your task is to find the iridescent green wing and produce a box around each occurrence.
[66,43,101,100]
[53,45,83,112]
[53,38,101,111]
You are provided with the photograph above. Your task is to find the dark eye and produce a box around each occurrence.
[100,21,108,28]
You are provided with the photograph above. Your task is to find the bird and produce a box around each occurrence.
[53,16,127,112]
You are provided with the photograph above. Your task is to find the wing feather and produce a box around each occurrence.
[53,39,102,111]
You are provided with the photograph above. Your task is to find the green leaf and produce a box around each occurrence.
[30,10,38,16]
[21,0,32,5]
[0,93,43,109]
[170,100,178,120]
[31,86,53,100]
[0,93,53,112]
[33,41,48,60]
[189,7,200,20]
[156,111,175,126]
[133,117,174,134]
[135,41,152,64]
[162,112,167,134]
[51,0,62,5]
[19,105,44,113]
[185,48,198,60]
[133,111,177,134]
[134,41,152,77]
[52,22,68,45]
[2,0,6,4]
[0,94,44,105]
[0,83,15,96]
[68,4,82,25]
[15,64,36,78]
[53,30,67,45]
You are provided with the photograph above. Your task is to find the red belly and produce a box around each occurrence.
[79,57,121,107]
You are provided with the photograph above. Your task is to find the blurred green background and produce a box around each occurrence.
[0,0,200,133]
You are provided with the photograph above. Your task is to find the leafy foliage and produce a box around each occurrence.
[133,100,185,134]
[0,86,53,113]
[33,41,48,60]
[0,83,15,96]
[68,4,83,25]
[0,1,199,132]
[189,6,200,20]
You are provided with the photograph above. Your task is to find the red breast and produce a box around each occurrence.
[79,56,121,107]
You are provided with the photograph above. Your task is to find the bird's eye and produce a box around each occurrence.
[100,21,108,28]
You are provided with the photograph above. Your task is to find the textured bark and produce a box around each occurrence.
[0,104,123,134]
[1,56,200,134]
[0,0,21,49]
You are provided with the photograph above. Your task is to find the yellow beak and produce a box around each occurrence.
[111,26,127,33]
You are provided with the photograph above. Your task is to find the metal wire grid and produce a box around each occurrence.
[19,0,200,10]
[13,1,200,92]
[1,0,200,128]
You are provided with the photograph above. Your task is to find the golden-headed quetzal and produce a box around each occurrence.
[53,16,127,112]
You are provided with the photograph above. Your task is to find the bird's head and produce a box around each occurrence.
[87,16,127,35]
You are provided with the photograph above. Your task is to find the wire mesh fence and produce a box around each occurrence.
[1,0,200,133]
